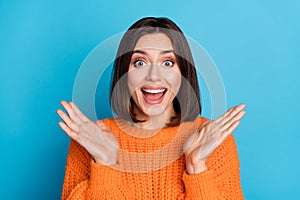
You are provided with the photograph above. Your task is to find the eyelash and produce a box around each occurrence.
[134,60,147,67]
[162,60,174,67]
[133,59,175,67]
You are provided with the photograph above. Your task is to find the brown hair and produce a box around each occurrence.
[110,17,201,126]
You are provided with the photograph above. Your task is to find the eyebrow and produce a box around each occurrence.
[132,49,175,55]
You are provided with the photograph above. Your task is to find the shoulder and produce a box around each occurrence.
[206,134,240,169]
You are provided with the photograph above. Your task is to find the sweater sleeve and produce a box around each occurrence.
[182,134,244,200]
[61,139,133,200]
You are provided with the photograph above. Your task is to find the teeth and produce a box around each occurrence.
[142,89,166,94]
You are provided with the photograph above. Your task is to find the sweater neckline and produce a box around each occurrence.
[114,118,179,140]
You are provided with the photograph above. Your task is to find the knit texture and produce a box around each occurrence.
[62,117,244,200]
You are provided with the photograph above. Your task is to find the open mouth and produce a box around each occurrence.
[141,87,167,105]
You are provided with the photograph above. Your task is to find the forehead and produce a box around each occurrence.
[134,33,173,51]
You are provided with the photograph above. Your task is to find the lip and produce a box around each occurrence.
[140,85,167,105]
[141,85,167,90]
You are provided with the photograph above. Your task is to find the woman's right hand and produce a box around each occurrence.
[56,100,119,166]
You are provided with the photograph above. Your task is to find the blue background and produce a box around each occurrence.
[1,0,299,199]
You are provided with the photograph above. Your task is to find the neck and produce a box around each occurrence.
[131,104,175,130]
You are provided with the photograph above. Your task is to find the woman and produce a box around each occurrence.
[57,17,246,199]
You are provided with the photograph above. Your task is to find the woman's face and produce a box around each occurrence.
[127,33,181,120]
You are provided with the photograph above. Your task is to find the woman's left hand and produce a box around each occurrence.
[183,104,246,175]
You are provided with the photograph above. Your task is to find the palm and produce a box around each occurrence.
[183,104,246,174]
[57,101,119,165]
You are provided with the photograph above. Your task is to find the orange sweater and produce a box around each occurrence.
[62,117,244,199]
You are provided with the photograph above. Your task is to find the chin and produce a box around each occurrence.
[142,105,168,117]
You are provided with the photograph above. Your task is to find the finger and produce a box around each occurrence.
[183,131,198,153]
[96,120,105,128]
[96,120,111,132]
[202,120,222,138]
[199,119,212,128]
[56,109,72,124]
[183,128,208,153]
[60,101,82,124]
[207,106,243,136]
[69,102,90,123]
[214,106,235,124]
[58,121,79,141]
[222,120,241,139]
[215,103,246,125]
[227,104,246,119]
[95,120,118,142]
[56,109,79,132]
[221,110,246,133]
[215,104,245,123]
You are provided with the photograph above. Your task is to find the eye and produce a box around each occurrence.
[134,60,147,67]
[162,60,174,67]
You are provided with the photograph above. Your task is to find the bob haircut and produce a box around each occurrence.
[110,17,201,126]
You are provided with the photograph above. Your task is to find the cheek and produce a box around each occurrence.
[171,75,182,93]
[163,70,182,93]
[127,69,143,93]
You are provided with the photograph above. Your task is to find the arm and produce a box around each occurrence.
[182,104,246,199]
[58,101,133,199]
[61,139,90,200]
[62,140,133,200]
[182,134,244,199]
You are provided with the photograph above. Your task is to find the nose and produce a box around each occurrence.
[145,64,161,82]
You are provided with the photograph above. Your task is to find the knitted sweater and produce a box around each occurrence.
[62,117,244,200]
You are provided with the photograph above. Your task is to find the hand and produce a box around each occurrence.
[183,104,246,174]
[56,100,119,165]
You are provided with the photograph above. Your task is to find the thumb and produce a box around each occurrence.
[96,120,110,132]
[96,120,104,127]
[96,120,114,137]
[96,120,119,147]
[200,119,212,128]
